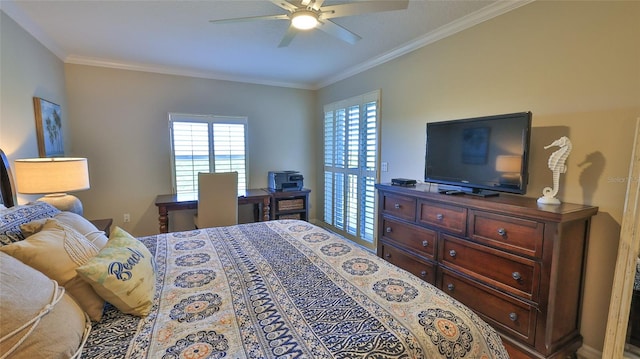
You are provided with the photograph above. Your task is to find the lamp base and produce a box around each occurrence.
[39,193,84,215]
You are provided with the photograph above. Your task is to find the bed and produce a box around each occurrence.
[0,149,508,359]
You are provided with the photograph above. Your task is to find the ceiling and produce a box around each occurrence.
[1,0,530,90]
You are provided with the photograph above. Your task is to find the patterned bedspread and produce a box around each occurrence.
[84,220,508,358]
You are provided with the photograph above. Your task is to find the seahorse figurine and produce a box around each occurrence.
[538,136,572,205]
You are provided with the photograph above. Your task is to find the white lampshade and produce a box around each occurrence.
[495,155,522,173]
[291,10,318,30]
[14,157,90,215]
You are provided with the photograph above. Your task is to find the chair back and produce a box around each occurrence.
[195,171,238,228]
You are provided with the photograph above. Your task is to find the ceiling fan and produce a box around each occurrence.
[209,0,409,47]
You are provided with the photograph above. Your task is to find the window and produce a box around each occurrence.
[169,113,247,195]
[323,91,379,248]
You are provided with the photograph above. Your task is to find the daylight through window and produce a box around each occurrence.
[169,114,247,195]
[323,91,379,248]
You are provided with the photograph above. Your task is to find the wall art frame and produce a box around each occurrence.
[33,97,64,157]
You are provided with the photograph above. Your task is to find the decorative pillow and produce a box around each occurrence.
[0,219,105,321]
[21,211,108,249]
[0,201,60,245]
[0,252,89,359]
[76,226,156,317]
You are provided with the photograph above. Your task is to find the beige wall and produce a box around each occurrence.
[316,0,640,353]
[1,9,317,235]
[0,11,68,170]
[64,65,317,235]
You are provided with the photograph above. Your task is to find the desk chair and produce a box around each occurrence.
[194,172,238,228]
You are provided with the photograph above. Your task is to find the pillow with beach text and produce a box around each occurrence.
[76,226,156,316]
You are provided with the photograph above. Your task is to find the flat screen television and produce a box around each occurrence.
[424,111,532,197]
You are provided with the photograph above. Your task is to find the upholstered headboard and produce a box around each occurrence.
[0,149,17,208]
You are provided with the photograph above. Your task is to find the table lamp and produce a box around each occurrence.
[496,155,522,186]
[14,157,90,215]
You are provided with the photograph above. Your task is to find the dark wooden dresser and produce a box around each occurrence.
[375,183,598,359]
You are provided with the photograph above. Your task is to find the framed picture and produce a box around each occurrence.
[462,127,490,164]
[33,97,64,157]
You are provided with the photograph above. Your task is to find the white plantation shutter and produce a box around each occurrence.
[172,121,209,194]
[170,114,248,195]
[360,101,378,241]
[323,111,334,225]
[323,91,379,248]
[212,123,247,191]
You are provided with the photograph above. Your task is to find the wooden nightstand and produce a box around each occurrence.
[90,218,113,237]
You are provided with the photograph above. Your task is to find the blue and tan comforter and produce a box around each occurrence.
[84,220,508,358]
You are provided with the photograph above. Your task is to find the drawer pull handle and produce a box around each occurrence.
[394,203,401,209]
[509,312,518,321]
[436,213,444,221]
[497,228,507,236]
[420,270,427,277]
[512,272,522,281]
[447,283,455,292]
[422,240,429,247]
[449,249,457,258]
[386,227,392,233]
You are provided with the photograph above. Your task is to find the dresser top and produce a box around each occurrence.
[375,183,598,223]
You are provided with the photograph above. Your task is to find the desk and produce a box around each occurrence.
[155,189,271,233]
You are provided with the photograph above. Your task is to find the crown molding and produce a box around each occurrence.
[64,55,314,90]
[1,0,312,90]
[3,0,533,91]
[314,0,534,90]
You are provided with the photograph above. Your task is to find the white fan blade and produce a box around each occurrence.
[299,0,324,10]
[321,0,409,19]
[271,0,298,13]
[311,0,325,11]
[209,14,289,24]
[278,25,299,47]
[317,19,361,45]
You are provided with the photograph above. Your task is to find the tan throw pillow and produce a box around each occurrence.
[0,219,105,321]
[21,211,108,249]
[76,226,156,317]
[0,252,89,359]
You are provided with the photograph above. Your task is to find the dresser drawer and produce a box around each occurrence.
[375,183,598,359]
[441,270,536,344]
[418,200,466,235]
[381,193,416,222]
[440,234,539,301]
[469,210,544,258]
[380,243,436,284]
[381,218,436,259]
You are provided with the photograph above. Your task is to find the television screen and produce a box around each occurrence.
[425,112,532,196]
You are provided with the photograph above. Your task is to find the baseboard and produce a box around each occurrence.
[577,344,602,359]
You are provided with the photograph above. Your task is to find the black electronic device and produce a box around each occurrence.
[425,111,532,197]
[391,178,417,187]
[268,171,304,191]
[438,189,465,195]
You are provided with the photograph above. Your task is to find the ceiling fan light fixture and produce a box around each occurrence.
[291,10,318,30]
